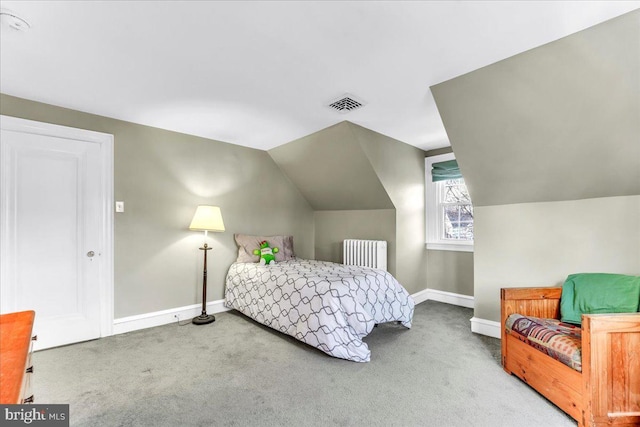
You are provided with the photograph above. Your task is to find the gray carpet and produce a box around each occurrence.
[33,301,575,427]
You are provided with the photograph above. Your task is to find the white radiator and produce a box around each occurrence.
[343,239,387,271]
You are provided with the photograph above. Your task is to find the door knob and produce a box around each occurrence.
[87,251,95,258]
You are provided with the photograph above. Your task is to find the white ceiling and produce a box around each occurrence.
[1,1,638,151]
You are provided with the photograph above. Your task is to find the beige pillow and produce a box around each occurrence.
[234,234,295,263]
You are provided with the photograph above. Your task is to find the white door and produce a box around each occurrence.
[0,116,113,350]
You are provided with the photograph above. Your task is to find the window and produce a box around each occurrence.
[425,153,473,252]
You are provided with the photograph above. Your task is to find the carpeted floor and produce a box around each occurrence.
[33,301,576,427]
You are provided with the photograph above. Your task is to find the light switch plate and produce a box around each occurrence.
[115,201,124,213]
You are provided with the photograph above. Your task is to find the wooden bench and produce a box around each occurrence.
[501,287,640,427]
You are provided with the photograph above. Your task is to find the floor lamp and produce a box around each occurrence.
[189,205,225,325]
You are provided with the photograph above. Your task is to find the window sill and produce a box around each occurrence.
[426,243,474,253]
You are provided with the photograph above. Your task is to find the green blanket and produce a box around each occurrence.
[560,273,640,325]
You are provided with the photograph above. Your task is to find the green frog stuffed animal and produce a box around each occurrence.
[253,240,279,265]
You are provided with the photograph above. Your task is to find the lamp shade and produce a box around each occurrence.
[189,205,225,232]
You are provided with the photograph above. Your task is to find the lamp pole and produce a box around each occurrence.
[193,241,215,324]
[189,206,224,325]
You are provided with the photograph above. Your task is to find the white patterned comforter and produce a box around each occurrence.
[224,259,415,362]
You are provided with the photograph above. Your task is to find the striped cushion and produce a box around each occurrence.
[505,314,582,372]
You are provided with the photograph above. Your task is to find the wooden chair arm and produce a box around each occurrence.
[501,287,562,301]
[500,287,562,323]
[582,312,640,333]
[500,287,563,366]
[581,312,640,425]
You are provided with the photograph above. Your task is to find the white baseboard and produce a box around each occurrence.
[115,291,482,336]
[112,299,231,335]
[412,290,498,339]
[470,317,501,339]
[411,288,430,305]
[412,288,474,309]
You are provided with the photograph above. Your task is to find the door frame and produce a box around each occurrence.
[0,115,114,338]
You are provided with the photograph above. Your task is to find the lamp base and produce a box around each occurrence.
[192,314,216,325]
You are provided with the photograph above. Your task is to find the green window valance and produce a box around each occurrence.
[431,159,462,182]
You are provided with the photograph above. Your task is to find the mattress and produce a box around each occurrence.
[224,259,415,362]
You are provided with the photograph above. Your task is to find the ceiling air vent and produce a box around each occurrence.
[327,94,366,113]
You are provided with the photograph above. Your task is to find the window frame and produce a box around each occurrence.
[425,153,474,252]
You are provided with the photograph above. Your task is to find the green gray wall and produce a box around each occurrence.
[0,94,314,318]
[270,121,428,294]
[268,123,394,210]
[432,10,639,207]
[431,11,640,322]
[474,196,640,321]
[426,250,474,297]
[352,124,427,294]
[314,210,396,275]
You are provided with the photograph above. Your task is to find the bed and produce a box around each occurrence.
[224,258,415,362]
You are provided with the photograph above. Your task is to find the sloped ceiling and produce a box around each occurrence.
[431,10,640,207]
[2,2,638,151]
[268,122,394,210]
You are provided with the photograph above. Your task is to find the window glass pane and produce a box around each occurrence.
[443,205,461,223]
[443,205,474,241]
[443,221,474,240]
[461,223,474,240]
[441,179,471,204]
[459,205,473,222]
